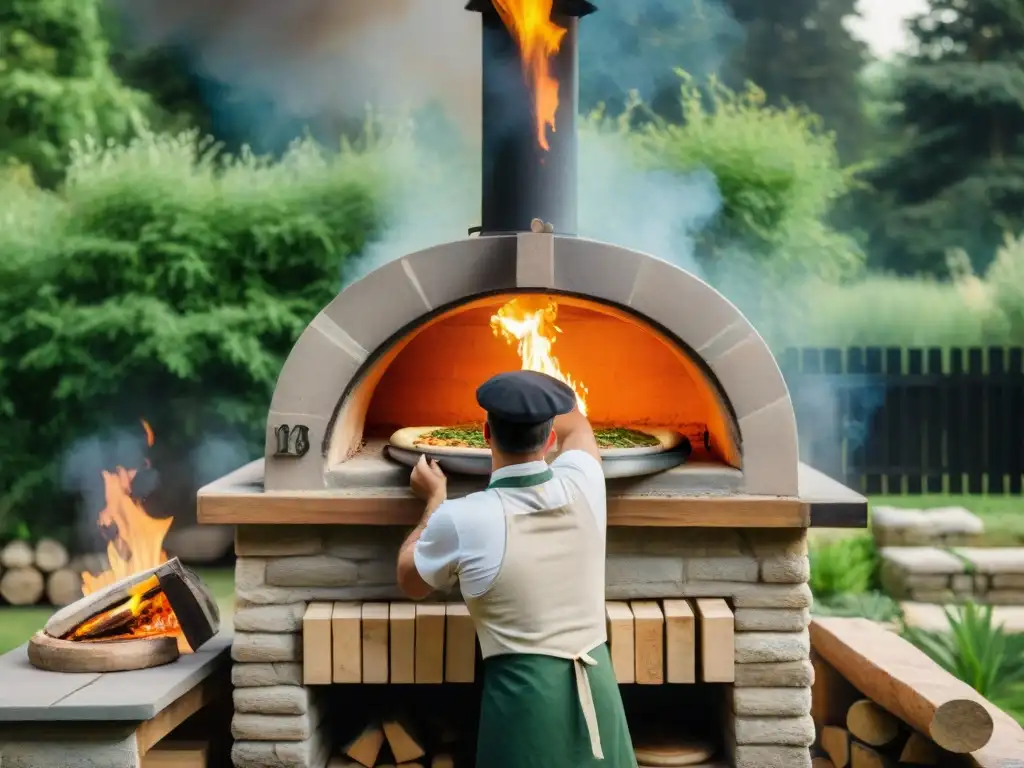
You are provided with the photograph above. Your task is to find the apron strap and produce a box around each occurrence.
[573,652,605,760]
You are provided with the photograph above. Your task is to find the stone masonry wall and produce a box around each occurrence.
[230,525,813,768]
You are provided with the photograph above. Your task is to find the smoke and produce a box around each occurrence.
[109,0,880,479]
[191,435,253,486]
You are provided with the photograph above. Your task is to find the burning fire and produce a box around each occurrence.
[70,420,185,648]
[491,0,567,151]
[491,296,588,414]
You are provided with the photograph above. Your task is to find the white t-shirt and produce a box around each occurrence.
[413,450,607,597]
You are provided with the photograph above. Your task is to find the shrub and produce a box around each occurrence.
[586,74,864,284]
[809,534,879,599]
[812,591,901,623]
[0,131,385,544]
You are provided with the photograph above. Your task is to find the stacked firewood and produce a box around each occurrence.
[330,714,460,768]
[816,699,950,766]
[0,539,92,607]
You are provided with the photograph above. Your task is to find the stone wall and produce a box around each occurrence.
[880,546,1024,604]
[230,524,814,768]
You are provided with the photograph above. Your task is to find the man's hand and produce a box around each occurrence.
[553,405,601,464]
[410,455,447,503]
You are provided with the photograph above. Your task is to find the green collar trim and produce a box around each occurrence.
[487,468,555,490]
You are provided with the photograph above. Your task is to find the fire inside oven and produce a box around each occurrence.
[327,292,741,471]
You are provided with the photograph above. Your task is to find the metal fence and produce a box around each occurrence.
[780,347,1024,495]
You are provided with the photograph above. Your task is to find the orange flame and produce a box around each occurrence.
[491,0,567,151]
[490,296,588,414]
[76,421,185,648]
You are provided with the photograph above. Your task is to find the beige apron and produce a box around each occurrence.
[465,469,610,759]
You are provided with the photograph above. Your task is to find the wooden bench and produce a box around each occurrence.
[0,632,232,768]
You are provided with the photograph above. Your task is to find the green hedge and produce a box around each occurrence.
[0,133,384,542]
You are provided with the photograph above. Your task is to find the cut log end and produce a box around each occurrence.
[850,742,892,768]
[847,699,900,747]
[34,538,69,573]
[820,725,851,768]
[812,758,836,768]
[0,566,45,605]
[46,568,83,607]
[899,731,939,765]
[930,698,994,754]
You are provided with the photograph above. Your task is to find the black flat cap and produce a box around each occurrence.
[476,371,577,424]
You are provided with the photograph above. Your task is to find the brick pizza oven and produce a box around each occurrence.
[197,2,868,767]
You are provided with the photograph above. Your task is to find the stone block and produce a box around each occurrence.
[986,591,1024,606]
[232,732,330,768]
[734,660,814,688]
[686,556,759,583]
[357,558,399,585]
[733,715,815,746]
[909,589,955,604]
[606,528,745,558]
[236,526,325,557]
[976,574,992,595]
[603,580,813,606]
[732,745,812,768]
[759,554,810,584]
[326,525,404,560]
[605,555,684,593]
[734,609,810,632]
[734,631,810,664]
[233,663,305,688]
[951,574,975,594]
[742,529,809,558]
[237,558,268,592]
[264,556,359,588]
[880,547,966,574]
[234,686,312,715]
[731,687,811,717]
[232,713,313,741]
[236,582,401,605]
[872,506,983,539]
[235,603,307,633]
[905,574,953,589]
[956,548,1024,575]
[993,574,1024,589]
[233,633,302,663]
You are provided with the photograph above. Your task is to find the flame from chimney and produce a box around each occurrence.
[490,0,567,151]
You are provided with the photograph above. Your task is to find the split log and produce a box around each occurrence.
[46,568,83,607]
[0,566,44,605]
[0,540,34,569]
[431,757,455,768]
[820,725,850,768]
[383,717,426,763]
[812,759,836,768]
[850,742,892,768]
[343,722,384,768]
[34,538,69,572]
[810,618,994,753]
[899,732,939,765]
[847,700,900,747]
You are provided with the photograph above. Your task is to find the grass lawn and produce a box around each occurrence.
[0,567,235,655]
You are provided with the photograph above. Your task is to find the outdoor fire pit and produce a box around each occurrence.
[27,557,221,673]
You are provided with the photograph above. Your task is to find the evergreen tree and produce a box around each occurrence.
[867,0,1024,275]
[0,0,151,186]
[723,0,869,161]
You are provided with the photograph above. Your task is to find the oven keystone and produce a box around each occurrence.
[274,424,310,458]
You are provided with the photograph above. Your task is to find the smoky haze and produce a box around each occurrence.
[102,0,877,481]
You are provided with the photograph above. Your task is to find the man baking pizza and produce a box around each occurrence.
[396,370,637,767]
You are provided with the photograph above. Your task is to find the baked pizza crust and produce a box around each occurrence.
[388,426,683,458]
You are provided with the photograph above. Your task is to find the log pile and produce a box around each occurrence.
[0,539,96,607]
[808,617,1021,768]
[328,714,459,767]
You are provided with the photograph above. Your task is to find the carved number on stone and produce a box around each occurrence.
[274,424,310,458]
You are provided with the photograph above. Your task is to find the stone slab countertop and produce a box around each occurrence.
[0,631,232,722]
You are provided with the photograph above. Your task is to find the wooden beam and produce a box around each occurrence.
[332,602,362,683]
[605,602,635,684]
[302,602,334,685]
[696,598,734,683]
[630,600,664,685]
[361,603,390,684]
[662,599,696,684]
[444,603,476,683]
[414,604,446,684]
[810,618,1003,755]
[389,602,416,684]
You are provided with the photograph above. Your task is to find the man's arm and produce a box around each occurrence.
[396,493,446,600]
[553,405,600,463]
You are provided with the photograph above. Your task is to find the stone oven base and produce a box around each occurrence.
[229,524,816,768]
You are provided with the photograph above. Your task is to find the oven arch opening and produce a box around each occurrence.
[327,291,742,471]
